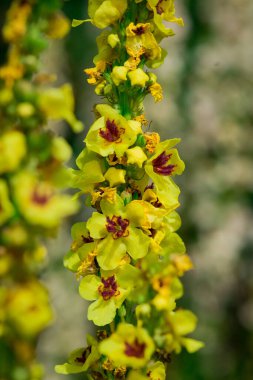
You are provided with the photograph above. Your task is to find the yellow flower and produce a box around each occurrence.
[91,187,117,206]
[85,104,142,158]
[0,130,26,174]
[88,0,127,29]
[144,132,160,153]
[38,84,83,132]
[104,168,126,187]
[127,361,166,380]
[144,139,185,210]
[111,66,129,86]
[134,114,149,127]
[149,82,163,102]
[79,264,138,326]
[84,60,106,85]
[99,323,155,368]
[12,171,78,228]
[124,56,141,70]
[46,12,70,39]
[126,23,161,61]
[5,281,53,337]
[55,335,100,374]
[148,0,184,39]
[128,68,149,87]
[172,254,194,276]
[16,102,35,117]
[2,1,31,42]
[94,30,117,64]
[108,33,120,48]
[163,309,204,353]
[0,46,24,87]
[126,147,148,168]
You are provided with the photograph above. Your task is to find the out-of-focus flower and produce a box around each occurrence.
[99,323,155,368]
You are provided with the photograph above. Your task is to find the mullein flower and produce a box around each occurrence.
[148,0,184,39]
[157,309,204,354]
[88,0,128,29]
[86,195,151,269]
[126,23,161,61]
[85,104,142,158]
[127,361,166,380]
[99,323,155,368]
[55,335,100,374]
[144,139,185,210]
[12,171,78,228]
[0,130,26,174]
[5,281,53,338]
[79,264,139,326]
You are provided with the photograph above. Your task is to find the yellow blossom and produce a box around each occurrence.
[104,168,126,187]
[107,33,120,48]
[128,68,149,87]
[149,82,163,102]
[2,1,31,42]
[144,132,160,153]
[124,56,141,70]
[91,187,117,205]
[0,130,26,174]
[46,13,70,39]
[84,61,106,85]
[111,66,129,86]
[88,0,128,29]
[126,147,147,167]
[134,114,149,127]
[126,23,161,61]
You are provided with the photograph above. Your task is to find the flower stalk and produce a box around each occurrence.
[0,1,82,379]
[56,1,204,379]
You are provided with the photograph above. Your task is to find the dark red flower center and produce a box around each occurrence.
[75,346,91,364]
[156,0,164,15]
[134,26,145,36]
[81,234,94,243]
[98,275,120,300]
[152,151,176,176]
[99,119,124,142]
[106,215,129,239]
[31,186,53,205]
[124,338,146,358]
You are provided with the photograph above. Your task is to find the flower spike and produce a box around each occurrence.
[56,1,203,378]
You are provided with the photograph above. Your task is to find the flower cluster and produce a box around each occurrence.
[56,1,203,379]
[0,1,82,379]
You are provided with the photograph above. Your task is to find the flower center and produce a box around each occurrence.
[106,215,129,239]
[81,234,94,243]
[124,338,146,358]
[98,275,120,301]
[75,346,91,364]
[134,26,145,36]
[31,186,53,205]
[99,119,124,143]
[156,0,164,15]
[152,151,176,176]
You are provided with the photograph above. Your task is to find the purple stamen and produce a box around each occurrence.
[152,151,176,176]
[99,119,123,142]
[124,338,146,358]
[106,216,129,239]
[98,275,119,300]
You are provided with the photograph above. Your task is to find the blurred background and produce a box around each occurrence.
[1,0,253,379]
